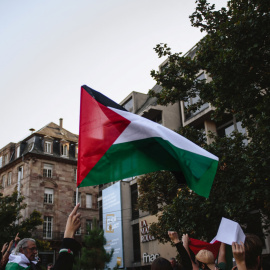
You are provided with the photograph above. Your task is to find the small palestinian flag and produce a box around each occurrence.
[189,238,221,259]
[5,253,34,270]
[77,85,219,198]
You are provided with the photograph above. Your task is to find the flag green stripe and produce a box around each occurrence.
[79,137,218,197]
[5,262,30,270]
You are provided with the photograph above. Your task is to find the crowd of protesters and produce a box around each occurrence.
[152,231,267,270]
[1,203,268,270]
[1,204,81,270]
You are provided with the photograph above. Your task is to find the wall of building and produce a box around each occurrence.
[1,155,99,238]
[139,215,177,266]
[0,122,99,266]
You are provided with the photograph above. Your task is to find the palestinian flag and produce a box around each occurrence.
[5,254,33,270]
[5,263,30,270]
[77,85,219,198]
[189,238,221,259]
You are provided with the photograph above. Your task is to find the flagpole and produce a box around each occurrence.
[76,187,78,205]
[75,166,79,205]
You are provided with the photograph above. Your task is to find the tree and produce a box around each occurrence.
[0,192,43,246]
[73,219,113,270]
[138,0,270,243]
[138,131,265,242]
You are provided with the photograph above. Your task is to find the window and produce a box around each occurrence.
[86,220,92,234]
[16,147,20,158]
[132,224,141,262]
[43,164,53,178]
[4,154,8,165]
[217,120,247,144]
[44,141,52,154]
[142,108,163,125]
[7,172,12,186]
[184,73,209,121]
[61,143,69,157]
[73,191,81,206]
[236,122,248,144]
[160,62,169,72]
[44,188,54,204]
[43,216,53,239]
[2,175,6,188]
[75,146,78,159]
[18,166,23,180]
[0,156,2,168]
[123,98,133,112]
[98,200,103,227]
[75,227,81,235]
[86,194,92,208]
[153,112,162,124]
[131,183,139,220]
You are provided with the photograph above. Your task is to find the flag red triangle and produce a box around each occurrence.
[77,87,130,186]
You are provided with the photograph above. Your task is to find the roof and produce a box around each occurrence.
[33,122,78,143]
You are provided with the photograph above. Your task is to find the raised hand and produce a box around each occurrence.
[182,233,190,249]
[232,242,246,270]
[168,231,180,244]
[64,203,81,238]
[15,232,20,243]
[6,240,14,254]
[1,243,8,253]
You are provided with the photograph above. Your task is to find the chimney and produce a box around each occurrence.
[29,128,35,134]
[59,118,63,129]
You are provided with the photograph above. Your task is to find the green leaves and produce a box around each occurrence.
[143,0,270,242]
[75,218,113,270]
[137,171,179,215]
[0,192,43,247]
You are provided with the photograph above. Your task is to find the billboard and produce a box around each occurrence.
[103,181,124,269]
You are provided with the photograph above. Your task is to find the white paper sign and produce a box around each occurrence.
[214,217,246,245]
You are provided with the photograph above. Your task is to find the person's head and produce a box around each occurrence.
[169,257,176,267]
[14,238,37,261]
[195,249,215,270]
[47,263,53,269]
[244,234,263,269]
[151,257,173,270]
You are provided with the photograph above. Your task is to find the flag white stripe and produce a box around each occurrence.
[8,254,31,268]
[110,107,218,161]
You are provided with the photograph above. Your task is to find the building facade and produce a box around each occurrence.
[0,119,99,266]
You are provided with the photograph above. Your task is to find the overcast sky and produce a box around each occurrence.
[0,0,227,148]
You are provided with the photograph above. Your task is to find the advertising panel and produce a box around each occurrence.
[103,181,124,269]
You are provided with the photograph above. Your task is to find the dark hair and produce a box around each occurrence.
[151,257,173,270]
[244,234,263,269]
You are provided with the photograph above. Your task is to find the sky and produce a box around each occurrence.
[0,0,228,148]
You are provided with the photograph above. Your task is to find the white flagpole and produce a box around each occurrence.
[76,167,79,205]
